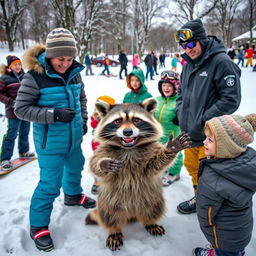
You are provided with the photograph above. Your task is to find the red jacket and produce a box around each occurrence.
[245,48,254,58]
[90,116,100,151]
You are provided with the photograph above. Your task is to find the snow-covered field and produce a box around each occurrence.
[0,48,255,256]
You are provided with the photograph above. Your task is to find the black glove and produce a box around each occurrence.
[54,108,76,123]
[83,122,88,135]
[172,115,179,126]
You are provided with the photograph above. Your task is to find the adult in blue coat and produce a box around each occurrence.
[14,28,96,252]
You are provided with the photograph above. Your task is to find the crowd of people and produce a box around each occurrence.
[0,19,256,256]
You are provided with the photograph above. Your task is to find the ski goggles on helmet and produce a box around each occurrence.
[174,29,193,43]
[161,71,179,81]
[180,41,196,50]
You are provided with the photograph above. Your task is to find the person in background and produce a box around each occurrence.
[174,18,241,214]
[101,54,111,76]
[171,53,179,72]
[236,46,244,67]
[84,51,94,75]
[159,53,166,68]
[153,51,159,75]
[132,53,139,70]
[14,28,96,252]
[245,45,254,67]
[144,50,154,80]
[0,55,35,170]
[154,70,183,186]
[123,69,152,103]
[227,46,236,61]
[90,95,116,194]
[118,49,128,79]
[193,113,256,256]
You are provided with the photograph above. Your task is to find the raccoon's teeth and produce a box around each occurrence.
[122,137,136,146]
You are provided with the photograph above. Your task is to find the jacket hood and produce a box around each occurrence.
[208,147,256,192]
[0,63,7,75]
[22,44,46,74]
[182,36,226,65]
[126,69,146,90]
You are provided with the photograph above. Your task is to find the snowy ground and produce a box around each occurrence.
[0,48,255,256]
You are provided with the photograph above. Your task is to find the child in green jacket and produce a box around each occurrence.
[154,70,183,186]
[123,69,152,103]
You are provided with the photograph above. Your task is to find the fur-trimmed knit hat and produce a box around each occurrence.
[180,19,207,43]
[6,55,21,68]
[97,95,115,105]
[45,28,77,58]
[205,114,256,158]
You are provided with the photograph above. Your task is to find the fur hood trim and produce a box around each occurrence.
[22,44,46,74]
[0,63,7,75]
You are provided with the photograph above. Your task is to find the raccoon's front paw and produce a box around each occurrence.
[106,232,123,251]
[145,224,165,236]
[167,131,191,153]
[100,159,123,173]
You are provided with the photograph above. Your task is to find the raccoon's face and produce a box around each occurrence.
[94,98,163,148]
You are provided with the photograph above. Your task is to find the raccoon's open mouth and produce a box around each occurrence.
[121,136,137,147]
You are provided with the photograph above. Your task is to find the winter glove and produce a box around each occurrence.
[83,122,88,135]
[100,159,123,173]
[167,131,191,153]
[54,108,76,123]
[172,115,179,126]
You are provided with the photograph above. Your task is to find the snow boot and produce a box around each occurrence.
[192,247,215,256]
[1,160,13,170]
[91,181,99,195]
[177,195,196,214]
[30,226,54,252]
[19,152,35,158]
[161,172,180,187]
[64,193,96,208]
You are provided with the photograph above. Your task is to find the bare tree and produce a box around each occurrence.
[131,0,166,58]
[51,0,105,62]
[169,0,219,24]
[0,0,34,51]
[248,0,256,44]
[207,0,243,46]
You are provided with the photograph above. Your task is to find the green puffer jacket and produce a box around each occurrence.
[123,69,152,103]
[154,95,183,175]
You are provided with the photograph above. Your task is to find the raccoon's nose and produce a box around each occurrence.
[123,128,133,136]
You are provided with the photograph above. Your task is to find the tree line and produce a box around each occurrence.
[0,0,255,62]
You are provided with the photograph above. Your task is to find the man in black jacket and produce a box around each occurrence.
[118,49,128,79]
[175,19,241,214]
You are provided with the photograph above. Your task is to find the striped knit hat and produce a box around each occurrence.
[6,55,21,68]
[45,28,77,58]
[205,114,256,158]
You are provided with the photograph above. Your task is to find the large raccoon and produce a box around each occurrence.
[86,98,190,251]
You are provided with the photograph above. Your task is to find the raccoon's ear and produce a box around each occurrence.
[141,98,157,113]
[95,100,112,117]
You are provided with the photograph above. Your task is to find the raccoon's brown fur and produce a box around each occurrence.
[86,98,178,250]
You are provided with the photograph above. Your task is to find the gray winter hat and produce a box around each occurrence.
[180,19,207,42]
[45,28,77,58]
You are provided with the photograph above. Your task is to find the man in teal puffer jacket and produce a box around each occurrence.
[14,28,95,252]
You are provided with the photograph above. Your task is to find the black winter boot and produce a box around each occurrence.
[30,226,54,252]
[177,196,196,214]
[64,193,96,209]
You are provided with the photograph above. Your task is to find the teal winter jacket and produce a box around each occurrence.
[123,69,152,103]
[14,45,87,154]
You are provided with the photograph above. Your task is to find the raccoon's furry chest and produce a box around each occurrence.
[91,143,165,212]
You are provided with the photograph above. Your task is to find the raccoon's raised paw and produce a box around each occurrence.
[106,232,123,251]
[100,159,123,173]
[145,224,165,236]
[167,131,191,153]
